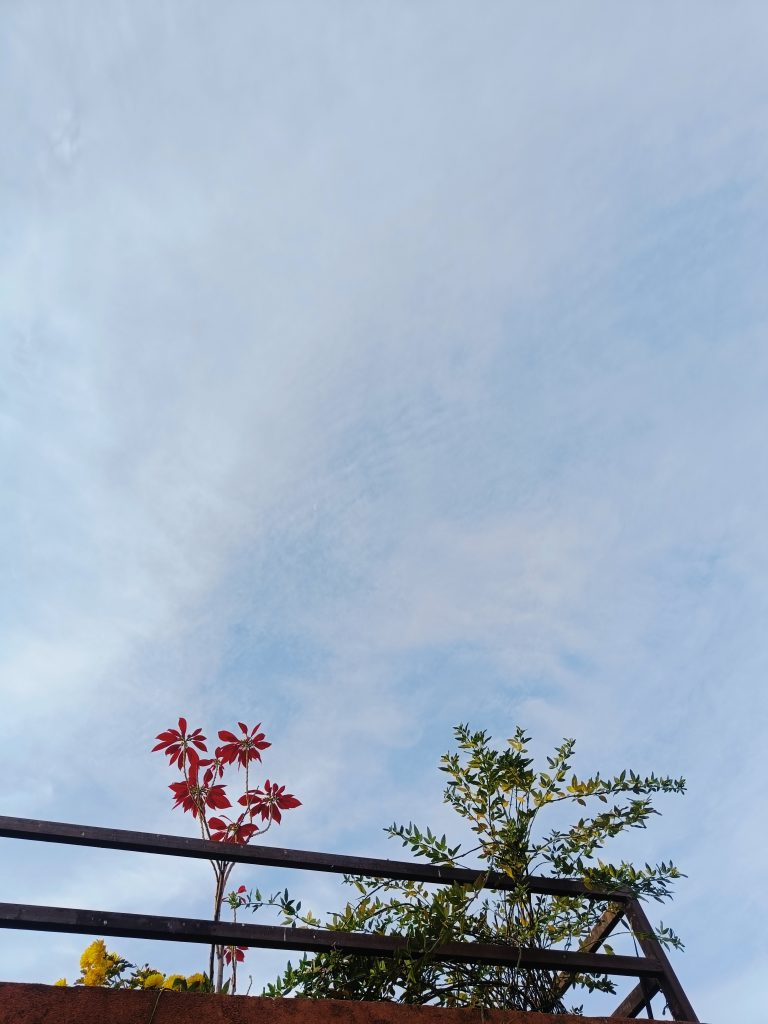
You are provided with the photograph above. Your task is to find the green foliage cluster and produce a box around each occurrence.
[259,725,686,1013]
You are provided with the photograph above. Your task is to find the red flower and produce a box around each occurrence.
[200,750,226,786]
[169,778,200,816]
[152,718,207,769]
[169,764,231,818]
[239,780,301,824]
[207,814,258,845]
[217,722,271,769]
[223,945,247,965]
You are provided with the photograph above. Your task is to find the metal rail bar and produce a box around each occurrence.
[0,903,664,977]
[623,900,699,1022]
[545,903,626,1008]
[0,816,630,901]
[613,978,661,1018]
[0,816,699,1020]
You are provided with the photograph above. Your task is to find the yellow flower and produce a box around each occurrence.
[80,939,108,972]
[77,938,127,987]
[163,974,186,990]
[54,978,67,987]
[82,963,108,987]
[185,973,207,989]
[143,972,165,989]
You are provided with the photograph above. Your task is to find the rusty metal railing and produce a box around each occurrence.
[0,815,698,1020]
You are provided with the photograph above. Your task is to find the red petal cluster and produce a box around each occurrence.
[153,715,300,853]
[169,764,231,819]
[223,946,247,965]
[200,753,226,785]
[207,814,258,844]
[239,780,301,824]
[152,718,208,769]
[218,722,271,769]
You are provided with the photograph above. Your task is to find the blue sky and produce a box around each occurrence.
[2,3,767,1019]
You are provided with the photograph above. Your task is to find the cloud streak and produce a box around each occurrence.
[2,2,767,1017]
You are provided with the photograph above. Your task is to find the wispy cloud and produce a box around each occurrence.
[2,2,767,1015]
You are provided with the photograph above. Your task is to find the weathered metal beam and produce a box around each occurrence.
[0,817,699,1020]
[577,904,627,954]
[545,902,626,1008]
[0,815,630,901]
[0,902,664,977]
[612,977,661,1018]
[623,899,699,1022]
